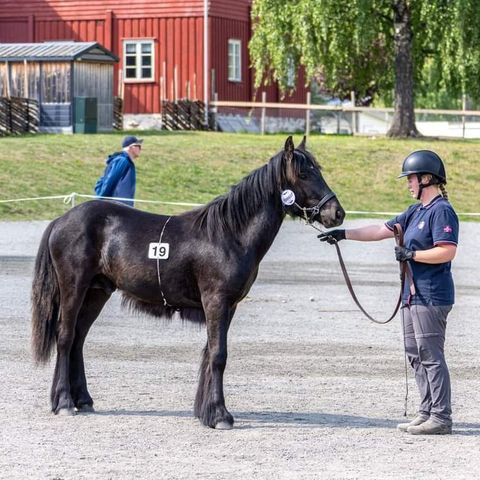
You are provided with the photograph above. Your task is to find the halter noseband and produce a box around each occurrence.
[294,191,337,224]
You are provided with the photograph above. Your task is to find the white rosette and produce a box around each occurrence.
[281,189,295,206]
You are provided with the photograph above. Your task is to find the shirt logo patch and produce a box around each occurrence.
[443,225,453,233]
[418,221,425,230]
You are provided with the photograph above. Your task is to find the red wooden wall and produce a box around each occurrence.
[0,0,308,113]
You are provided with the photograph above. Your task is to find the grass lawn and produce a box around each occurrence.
[0,131,478,221]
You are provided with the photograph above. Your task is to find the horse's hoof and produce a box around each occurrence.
[215,421,233,430]
[56,407,76,416]
[75,404,95,413]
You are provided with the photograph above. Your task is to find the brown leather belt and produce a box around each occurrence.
[332,223,415,324]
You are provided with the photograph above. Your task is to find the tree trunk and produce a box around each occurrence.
[387,0,420,138]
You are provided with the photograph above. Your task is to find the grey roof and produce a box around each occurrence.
[0,42,119,62]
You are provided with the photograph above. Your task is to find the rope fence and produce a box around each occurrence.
[0,193,479,218]
[0,193,202,208]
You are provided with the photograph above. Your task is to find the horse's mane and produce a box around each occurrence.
[186,148,319,239]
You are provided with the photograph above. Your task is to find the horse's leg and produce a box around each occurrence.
[50,283,88,416]
[194,301,235,429]
[70,287,112,412]
[194,342,210,418]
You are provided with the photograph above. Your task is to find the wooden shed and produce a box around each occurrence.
[0,41,118,132]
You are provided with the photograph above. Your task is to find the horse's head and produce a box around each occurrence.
[280,136,345,228]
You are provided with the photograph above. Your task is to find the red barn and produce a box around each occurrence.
[0,0,308,123]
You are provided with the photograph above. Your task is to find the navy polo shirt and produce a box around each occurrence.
[385,195,459,306]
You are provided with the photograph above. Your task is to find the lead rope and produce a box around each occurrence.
[308,222,408,323]
[306,220,412,416]
[156,216,172,307]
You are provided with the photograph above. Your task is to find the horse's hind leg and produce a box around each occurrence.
[194,301,235,429]
[70,287,112,412]
[50,285,89,415]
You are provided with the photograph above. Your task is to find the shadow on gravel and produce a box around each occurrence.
[76,409,480,434]
[235,411,398,429]
[451,423,480,436]
[94,409,193,418]
[93,409,398,429]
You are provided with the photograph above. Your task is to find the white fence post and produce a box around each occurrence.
[261,91,266,135]
[305,91,311,136]
[462,94,466,139]
[350,91,356,135]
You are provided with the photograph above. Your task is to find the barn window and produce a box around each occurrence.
[123,40,154,82]
[228,39,241,82]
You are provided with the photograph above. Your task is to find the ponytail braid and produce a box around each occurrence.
[439,183,449,201]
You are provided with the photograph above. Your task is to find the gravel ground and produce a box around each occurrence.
[0,217,479,480]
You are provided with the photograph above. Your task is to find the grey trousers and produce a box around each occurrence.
[401,304,453,425]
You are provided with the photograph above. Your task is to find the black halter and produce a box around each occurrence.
[283,150,337,223]
[294,191,337,224]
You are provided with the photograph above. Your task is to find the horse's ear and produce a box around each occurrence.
[284,136,294,159]
[298,135,307,151]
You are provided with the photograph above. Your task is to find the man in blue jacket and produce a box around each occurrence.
[94,135,143,207]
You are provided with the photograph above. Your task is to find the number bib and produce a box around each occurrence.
[148,242,170,259]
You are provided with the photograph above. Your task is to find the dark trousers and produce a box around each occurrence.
[401,304,453,425]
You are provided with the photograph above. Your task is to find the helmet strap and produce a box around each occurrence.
[416,174,425,200]
[416,173,438,200]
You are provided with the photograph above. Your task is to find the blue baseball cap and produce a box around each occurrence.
[122,135,143,148]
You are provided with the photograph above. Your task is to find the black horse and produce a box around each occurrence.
[31,136,344,429]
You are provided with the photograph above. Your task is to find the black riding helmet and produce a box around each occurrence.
[398,150,447,183]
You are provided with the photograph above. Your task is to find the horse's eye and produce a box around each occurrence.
[299,172,308,180]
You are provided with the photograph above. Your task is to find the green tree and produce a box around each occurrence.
[249,0,480,138]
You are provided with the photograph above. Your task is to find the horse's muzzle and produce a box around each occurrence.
[319,198,345,228]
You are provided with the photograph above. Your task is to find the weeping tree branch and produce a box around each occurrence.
[250,0,480,138]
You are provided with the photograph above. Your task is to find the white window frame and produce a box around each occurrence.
[228,39,241,82]
[123,39,155,83]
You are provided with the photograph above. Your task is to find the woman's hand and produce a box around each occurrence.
[318,229,346,244]
[395,246,416,262]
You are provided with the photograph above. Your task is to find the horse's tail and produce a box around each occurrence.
[31,220,60,364]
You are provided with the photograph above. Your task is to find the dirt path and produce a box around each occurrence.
[0,219,479,479]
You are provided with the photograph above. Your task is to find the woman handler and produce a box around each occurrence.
[318,150,458,435]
